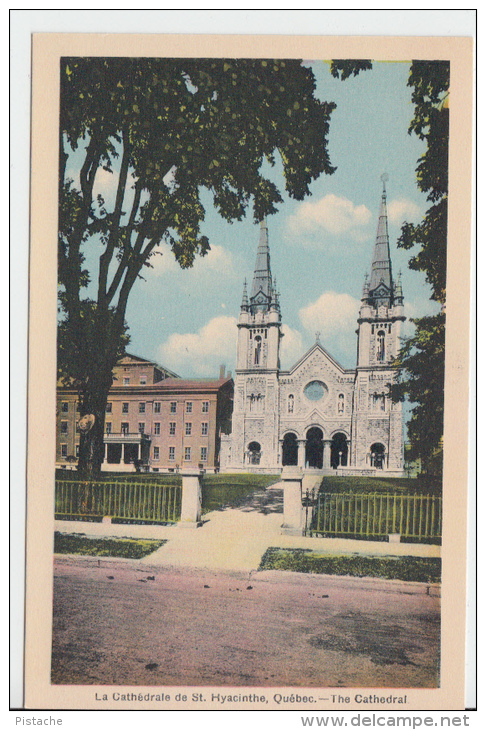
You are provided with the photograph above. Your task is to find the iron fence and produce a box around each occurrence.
[304,491,442,542]
[55,479,182,524]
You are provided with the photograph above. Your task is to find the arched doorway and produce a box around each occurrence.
[282,433,298,466]
[248,441,261,465]
[331,432,348,468]
[370,442,386,469]
[305,427,324,469]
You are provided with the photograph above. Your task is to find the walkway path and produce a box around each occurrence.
[55,482,441,575]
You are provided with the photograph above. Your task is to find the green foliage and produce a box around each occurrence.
[391,314,445,473]
[393,61,449,476]
[329,60,373,80]
[53,532,166,558]
[59,57,336,475]
[259,548,441,583]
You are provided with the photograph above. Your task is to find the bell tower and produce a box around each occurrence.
[351,175,406,472]
[230,219,282,469]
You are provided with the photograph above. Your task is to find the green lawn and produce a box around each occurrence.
[259,548,441,583]
[318,475,441,496]
[54,532,166,559]
[201,473,280,513]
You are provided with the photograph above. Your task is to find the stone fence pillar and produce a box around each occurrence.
[179,469,203,528]
[281,466,304,535]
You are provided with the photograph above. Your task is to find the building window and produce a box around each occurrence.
[377,330,386,361]
[169,422,176,435]
[169,446,175,461]
[154,422,160,435]
[287,394,294,413]
[61,444,67,458]
[254,335,262,365]
[201,422,208,436]
[185,422,192,436]
[186,402,193,413]
[122,402,129,414]
[184,447,191,461]
[61,402,68,413]
[60,421,68,434]
[123,377,130,385]
[140,376,147,385]
[154,402,161,414]
[200,447,208,462]
[153,446,159,461]
[338,393,345,414]
[170,402,177,413]
[121,422,129,435]
[202,401,209,413]
[106,402,112,413]
[75,445,80,458]
[139,402,146,414]
[105,422,112,434]
[139,423,145,434]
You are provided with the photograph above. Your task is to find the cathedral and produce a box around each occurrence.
[220,179,406,476]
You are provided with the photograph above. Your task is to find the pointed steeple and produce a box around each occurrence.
[362,272,369,300]
[368,174,393,308]
[240,279,249,311]
[394,270,404,304]
[250,218,273,313]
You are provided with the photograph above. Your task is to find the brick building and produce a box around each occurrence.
[56,354,233,473]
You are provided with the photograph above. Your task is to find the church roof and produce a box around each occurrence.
[283,341,355,377]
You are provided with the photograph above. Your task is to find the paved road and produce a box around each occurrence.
[51,557,440,689]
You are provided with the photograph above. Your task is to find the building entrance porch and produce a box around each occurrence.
[280,428,350,471]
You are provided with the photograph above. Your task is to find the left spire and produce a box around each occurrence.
[249,218,274,313]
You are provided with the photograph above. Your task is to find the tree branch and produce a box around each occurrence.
[98,127,131,306]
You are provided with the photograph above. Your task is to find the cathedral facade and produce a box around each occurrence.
[220,180,406,475]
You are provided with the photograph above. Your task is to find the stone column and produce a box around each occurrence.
[179,469,203,528]
[323,440,331,468]
[281,466,304,535]
[297,440,306,468]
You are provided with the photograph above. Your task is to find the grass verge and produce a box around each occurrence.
[259,548,441,583]
[318,476,441,495]
[54,532,166,559]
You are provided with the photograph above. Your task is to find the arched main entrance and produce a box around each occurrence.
[282,433,298,466]
[305,427,324,469]
[330,432,348,468]
[370,442,386,469]
[247,441,261,465]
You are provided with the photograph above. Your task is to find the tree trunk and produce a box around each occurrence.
[77,378,112,478]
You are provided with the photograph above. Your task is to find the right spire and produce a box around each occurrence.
[367,174,394,308]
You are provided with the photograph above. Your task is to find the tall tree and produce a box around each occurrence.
[391,61,449,476]
[59,57,336,476]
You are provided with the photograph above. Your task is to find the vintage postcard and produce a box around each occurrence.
[24,32,473,711]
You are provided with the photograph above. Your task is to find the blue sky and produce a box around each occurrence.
[74,60,440,379]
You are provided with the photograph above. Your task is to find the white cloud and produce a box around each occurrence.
[287,194,372,242]
[299,291,360,363]
[158,315,238,377]
[148,244,235,279]
[387,198,423,225]
[280,324,305,369]
[299,291,360,336]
